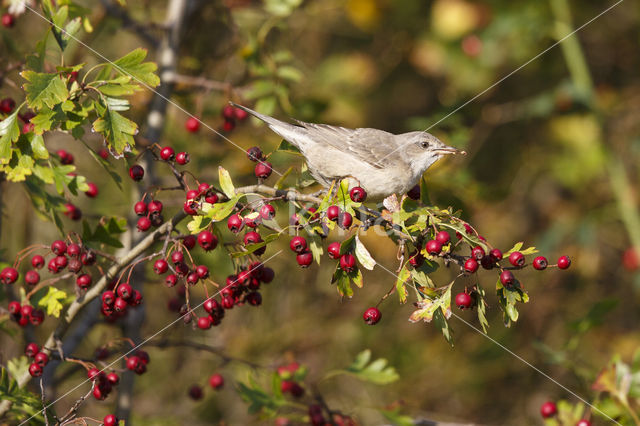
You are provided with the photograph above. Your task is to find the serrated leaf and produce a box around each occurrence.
[204,195,241,222]
[21,71,69,109]
[187,215,211,234]
[112,48,160,87]
[0,109,21,161]
[218,166,235,198]
[7,356,30,382]
[354,235,376,270]
[336,349,399,385]
[92,107,137,154]
[396,265,410,303]
[28,134,48,159]
[38,286,68,317]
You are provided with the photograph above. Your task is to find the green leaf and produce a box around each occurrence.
[380,408,415,426]
[0,366,43,420]
[308,233,323,264]
[218,166,235,198]
[7,356,30,382]
[112,48,160,87]
[336,349,399,385]
[351,267,363,288]
[38,286,68,317]
[275,138,302,156]
[395,264,410,303]
[237,376,285,415]
[202,195,241,222]
[0,109,21,161]
[332,267,353,298]
[276,65,303,82]
[28,134,48,160]
[92,107,138,154]
[354,235,376,270]
[83,217,127,248]
[21,71,69,109]
[475,285,490,333]
[273,165,294,189]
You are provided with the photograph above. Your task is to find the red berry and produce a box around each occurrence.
[87,367,102,381]
[29,363,43,377]
[480,255,495,270]
[81,250,96,266]
[171,251,184,264]
[176,151,190,165]
[186,190,199,201]
[247,291,262,305]
[67,243,81,257]
[98,149,109,159]
[47,258,60,274]
[221,296,234,309]
[260,267,274,283]
[235,107,248,121]
[533,256,548,270]
[243,231,262,245]
[34,352,49,367]
[435,231,450,245]
[222,105,235,120]
[471,246,485,260]
[227,214,244,233]
[407,184,420,200]
[25,343,40,358]
[183,235,197,250]
[426,239,442,255]
[296,251,313,268]
[134,201,147,216]
[247,146,263,162]
[208,373,224,389]
[339,254,356,272]
[148,200,163,214]
[338,212,353,229]
[126,356,140,371]
[198,230,218,251]
[102,291,115,305]
[349,187,367,202]
[57,149,74,165]
[196,265,209,279]
[129,164,144,181]
[222,119,236,132]
[159,146,175,161]
[103,415,118,426]
[455,292,472,309]
[186,272,199,285]
[540,401,557,418]
[113,298,127,312]
[54,255,68,270]
[106,372,119,385]
[117,283,133,300]
[63,203,82,220]
[489,248,503,262]
[85,182,99,198]
[29,309,44,326]
[197,316,212,330]
[464,258,479,274]
[500,270,515,286]
[622,247,639,271]
[188,385,203,400]
[137,216,152,231]
[0,97,15,113]
[327,242,341,259]
[51,240,67,255]
[76,274,92,289]
[183,200,199,215]
[1,267,18,284]
[508,251,525,267]
[254,162,273,179]
[185,117,200,133]
[363,307,381,325]
[260,204,276,220]
[8,301,21,315]
[31,255,45,269]
[204,191,218,204]
[576,420,591,426]
[165,274,178,287]
[290,236,307,253]
[153,259,168,274]
[327,205,340,221]
[557,255,571,270]
[408,252,424,268]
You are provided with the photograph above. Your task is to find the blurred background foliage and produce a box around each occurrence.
[1,0,640,424]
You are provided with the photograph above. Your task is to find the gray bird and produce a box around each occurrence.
[231,103,464,200]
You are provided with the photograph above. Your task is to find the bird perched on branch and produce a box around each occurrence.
[231,103,465,200]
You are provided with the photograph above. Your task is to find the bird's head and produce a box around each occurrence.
[400,131,465,174]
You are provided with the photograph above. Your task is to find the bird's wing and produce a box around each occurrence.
[295,122,398,169]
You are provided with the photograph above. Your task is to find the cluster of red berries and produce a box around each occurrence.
[158,145,190,165]
[134,198,165,231]
[540,401,590,425]
[246,146,273,180]
[221,104,248,132]
[183,182,220,216]
[277,362,304,398]
[87,366,121,400]
[188,373,225,400]
[25,343,49,377]
[7,300,44,327]
[125,349,151,376]
[100,282,143,320]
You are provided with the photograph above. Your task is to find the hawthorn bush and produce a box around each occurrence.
[1,1,639,425]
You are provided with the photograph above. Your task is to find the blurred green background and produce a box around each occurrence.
[1,0,639,424]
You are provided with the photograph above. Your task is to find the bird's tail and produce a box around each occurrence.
[230,102,308,150]
[230,102,285,128]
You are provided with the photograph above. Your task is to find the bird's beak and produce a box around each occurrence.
[434,146,466,156]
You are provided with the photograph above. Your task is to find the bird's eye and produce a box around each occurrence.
[420,141,429,149]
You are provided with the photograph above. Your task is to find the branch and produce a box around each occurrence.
[235,185,322,204]
[164,74,233,92]
[98,0,159,47]
[146,339,262,369]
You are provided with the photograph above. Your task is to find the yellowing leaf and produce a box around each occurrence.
[21,71,69,109]
[218,166,235,198]
[92,108,138,154]
[354,235,376,270]
[38,286,68,317]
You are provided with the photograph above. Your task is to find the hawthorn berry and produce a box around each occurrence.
[204,191,218,204]
[327,242,341,259]
[98,149,109,159]
[260,267,275,283]
[102,291,116,305]
[129,164,144,181]
[183,235,197,250]
[117,282,133,300]
[8,301,21,315]
[489,248,503,262]
[185,117,200,133]
[186,189,199,201]
[223,119,235,132]
[426,239,442,255]
[188,385,203,400]
[197,316,212,330]
[176,151,190,165]
[260,204,276,220]
[54,255,68,270]
[106,372,120,385]
[409,252,424,268]
[209,373,224,389]
[349,186,367,202]
[113,297,128,312]
[464,258,479,274]
[338,212,353,229]
[436,231,450,245]
[1,14,14,28]
[1,267,18,284]
[29,363,43,378]
[186,272,199,285]
[183,200,199,215]
[221,296,234,309]
[67,243,81,257]
[87,368,102,381]
[327,205,340,221]
[500,270,515,286]
[57,149,74,165]
[171,251,184,264]
[576,420,591,426]
[196,265,209,279]
[471,246,485,260]
[153,259,169,274]
[222,104,235,120]
[255,161,273,179]
[64,203,82,220]
[363,307,381,325]
[47,258,60,274]
[31,255,45,269]
[25,343,39,358]
[247,291,262,306]
[290,236,308,253]
[296,251,313,268]
[137,216,152,231]
[227,214,244,233]
[126,356,141,371]
[0,97,15,113]
[557,255,571,270]
[160,146,175,161]
[29,309,44,326]
[85,182,99,198]
[148,200,163,214]
[81,250,96,266]
[533,256,548,270]
[247,146,263,162]
[165,274,178,287]
[198,230,218,251]
[34,352,49,367]
[243,231,262,245]
[622,247,639,271]
[339,254,356,272]
[540,401,557,418]
[455,292,473,309]
[76,274,92,289]
[134,201,147,216]
[51,240,67,255]
[508,251,525,267]
[407,184,420,200]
